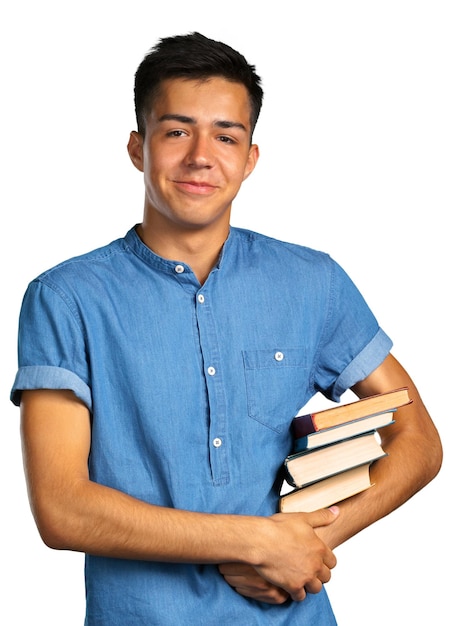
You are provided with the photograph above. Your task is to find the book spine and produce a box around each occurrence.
[294,435,310,453]
[291,413,316,439]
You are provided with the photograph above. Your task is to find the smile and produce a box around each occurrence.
[174,180,218,195]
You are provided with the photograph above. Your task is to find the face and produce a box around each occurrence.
[128,77,259,234]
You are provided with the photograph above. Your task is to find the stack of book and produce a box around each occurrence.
[280,387,411,513]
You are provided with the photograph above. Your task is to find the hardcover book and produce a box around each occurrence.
[280,463,374,513]
[292,387,410,439]
[293,410,395,453]
[284,431,387,489]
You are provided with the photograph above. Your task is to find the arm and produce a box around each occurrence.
[220,353,442,600]
[317,352,442,549]
[20,388,339,602]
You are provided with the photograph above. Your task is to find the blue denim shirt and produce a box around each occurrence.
[11,226,392,625]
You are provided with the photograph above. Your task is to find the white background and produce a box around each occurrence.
[1,1,465,624]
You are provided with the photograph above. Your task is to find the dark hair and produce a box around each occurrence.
[134,32,263,138]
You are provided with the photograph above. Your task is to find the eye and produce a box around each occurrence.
[167,129,187,138]
[217,135,236,144]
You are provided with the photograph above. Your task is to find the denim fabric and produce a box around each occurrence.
[11,226,392,624]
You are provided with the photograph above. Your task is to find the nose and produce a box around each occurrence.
[185,133,214,168]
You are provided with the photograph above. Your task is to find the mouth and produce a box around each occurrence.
[174,180,218,195]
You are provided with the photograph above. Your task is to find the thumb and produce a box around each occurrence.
[306,505,340,528]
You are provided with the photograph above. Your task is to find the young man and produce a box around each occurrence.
[11,32,442,625]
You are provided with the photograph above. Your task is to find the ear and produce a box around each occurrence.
[243,143,260,181]
[127,131,144,172]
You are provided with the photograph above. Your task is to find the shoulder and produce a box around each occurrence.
[20,230,139,312]
[229,226,334,268]
[30,230,136,292]
[227,227,367,304]
[38,238,127,280]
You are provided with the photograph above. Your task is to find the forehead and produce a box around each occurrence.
[151,77,252,124]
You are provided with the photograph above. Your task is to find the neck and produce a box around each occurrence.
[136,222,229,285]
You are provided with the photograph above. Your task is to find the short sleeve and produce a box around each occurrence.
[313,260,393,401]
[10,279,92,409]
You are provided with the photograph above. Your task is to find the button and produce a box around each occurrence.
[175,264,184,274]
[197,294,205,303]
[207,366,216,376]
[213,437,222,448]
[274,351,284,362]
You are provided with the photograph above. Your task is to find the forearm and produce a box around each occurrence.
[34,474,339,601]
[220,408,442,605]
[21,389,263,565]
[35,477,264,564]
[317,378,442,549]
[318,432,436,549]
[21,390,339,602]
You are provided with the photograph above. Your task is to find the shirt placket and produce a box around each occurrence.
[195,285,230,486]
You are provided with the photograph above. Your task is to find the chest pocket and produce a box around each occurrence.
[242,348,311,433]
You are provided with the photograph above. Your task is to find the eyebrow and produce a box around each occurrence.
[158,113,247,133]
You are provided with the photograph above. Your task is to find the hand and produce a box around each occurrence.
[219,506,339,603]
[219,562,290,604]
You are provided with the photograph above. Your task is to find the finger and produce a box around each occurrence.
[324,550,337,570]
[233,584,290,604]
[288,586,307,602]
[219,566,278,593]
[306,505,340,528]
[305,579,323,595]
[220,568,291,605]
[304,563,333,596]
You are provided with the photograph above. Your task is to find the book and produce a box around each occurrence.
[293,410,396,453]
[283,431,387,489]
[292,387,411,438]
[280,463,374,513]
